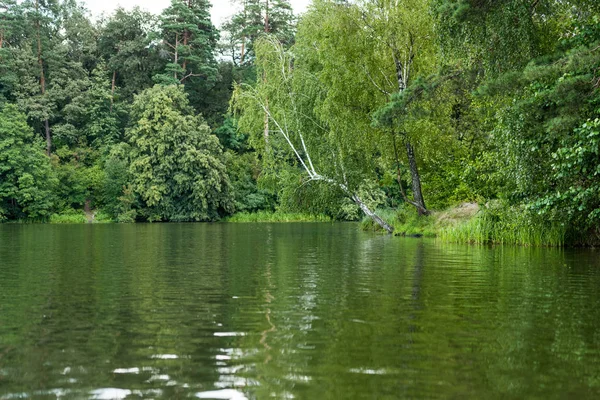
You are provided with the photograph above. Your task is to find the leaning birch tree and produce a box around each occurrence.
[296,0,436,216]
[233,35,394,233]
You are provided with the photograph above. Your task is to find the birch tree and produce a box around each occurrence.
[292,0,436,216]
[233,36,394,233]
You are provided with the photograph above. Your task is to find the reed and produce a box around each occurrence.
[226,210,331,223]
[439,206,566,247]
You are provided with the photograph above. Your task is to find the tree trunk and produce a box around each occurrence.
[264,96,269,146]
[174,34,179,80]
[35,0,51,155]
[35,0,45,95]
[240,39,245,64]
[183,0,190,74]
[261,1,270,148]
[240,1,247,64]
[392,51,428,215]
[405,141,428,215]
[264,0,270,33]
[353,194,394,234]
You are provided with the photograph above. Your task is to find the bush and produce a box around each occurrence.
[49,209,87,224]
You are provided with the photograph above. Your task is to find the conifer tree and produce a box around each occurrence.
[158,0,218,84]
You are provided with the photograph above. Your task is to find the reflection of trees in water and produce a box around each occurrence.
[7,225,600,398]
[411,241,425,307]
[259,240,276,364]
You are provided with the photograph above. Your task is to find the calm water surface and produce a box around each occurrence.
[0,223,599,399]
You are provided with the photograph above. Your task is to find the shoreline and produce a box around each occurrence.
[3,204,596,247]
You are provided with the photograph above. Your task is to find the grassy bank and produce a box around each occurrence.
[362,203,568,247]
[360,208,438,237]
[49,210,114,224]
[225,210,331,223]
[439,209,565,247]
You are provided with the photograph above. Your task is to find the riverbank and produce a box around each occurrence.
[361,203,479,239]
[4,210,330,224]
[5,205,593,247]
[361,202,574,247]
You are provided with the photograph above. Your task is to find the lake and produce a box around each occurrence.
[0,223,599,399]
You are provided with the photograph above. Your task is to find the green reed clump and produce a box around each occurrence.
[93,211,114,223]
[440,203,565,247]
[226,210,331,223]
[49,211,87,224]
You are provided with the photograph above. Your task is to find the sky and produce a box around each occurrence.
[84,0,311,25]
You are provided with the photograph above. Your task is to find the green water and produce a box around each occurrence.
[0,223,599,399]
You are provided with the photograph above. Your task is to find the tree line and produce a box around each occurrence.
[234,0,600,243]
[1,0,599,243]
[0,0,293,222]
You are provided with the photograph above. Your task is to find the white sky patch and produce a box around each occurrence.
[82,0,311,25]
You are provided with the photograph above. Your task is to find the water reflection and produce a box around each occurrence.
[0,224,599,399]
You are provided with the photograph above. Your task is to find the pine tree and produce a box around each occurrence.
[221,0,295,66]
[97,7,161,102]
[158,0,218,85]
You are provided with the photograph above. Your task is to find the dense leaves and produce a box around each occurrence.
[126,85,233,221]
[0,104,55,220]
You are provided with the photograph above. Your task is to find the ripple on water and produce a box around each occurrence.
[0,224,600,399]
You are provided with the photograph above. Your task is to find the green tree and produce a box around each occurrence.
[97,7,161,102]
[126,84,233,221]
[221,0,295,66]
[0,0,25,103]
[287,0,436,217]
[0,104,56,220]
[18,0,61,155]
[157,0,218,85]
[486,19,600,234]
[234,36,394,232]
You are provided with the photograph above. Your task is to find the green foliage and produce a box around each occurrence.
[97,7,161,100]
[530,119,600,232]
[52,146,105,211]
[126,84,233,221]
[226,210,330,223]
[221,0,295,66]
[101,143,133,220]
[433,0,542,73]
[483,22,600,231]
[0,0,598,245]
[0,104,56,221]
[215,115,248,152]
[157,0,218,85]
[226,151,274,213]
[49,209,87,224]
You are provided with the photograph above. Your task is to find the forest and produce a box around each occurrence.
[0,0,599,246]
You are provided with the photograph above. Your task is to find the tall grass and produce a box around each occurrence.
[93,211,114,223]
[360,206,437,237]
[362,203,566,247]
[49,212,87,224]
[439,206,566,247]
[226,210,331,223]
[48,209,115,224]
